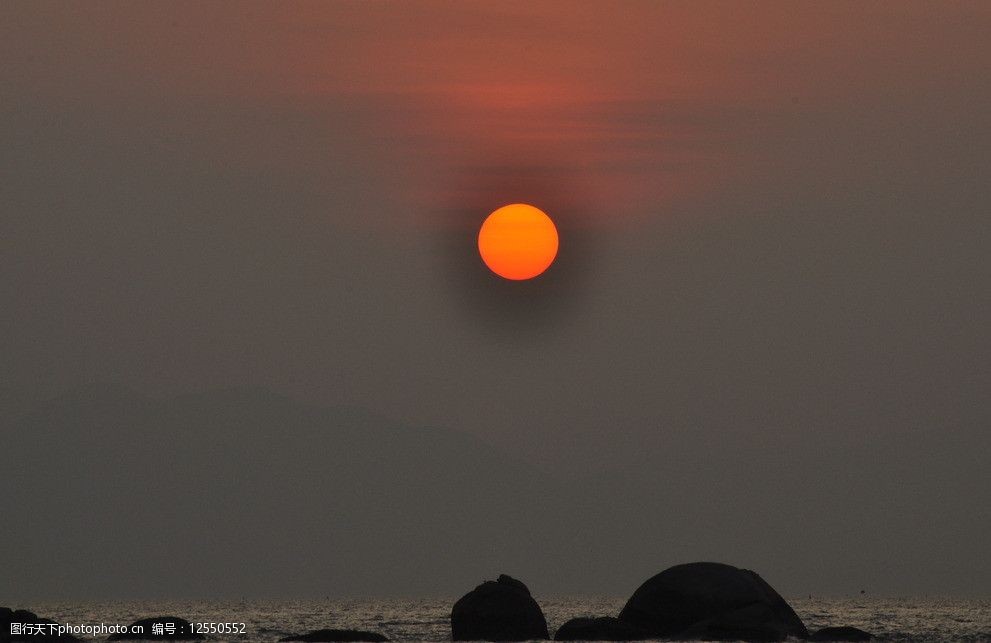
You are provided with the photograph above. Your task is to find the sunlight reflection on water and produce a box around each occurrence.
[25,596,991,643]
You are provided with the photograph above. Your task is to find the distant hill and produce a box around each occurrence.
[3,387,582,598]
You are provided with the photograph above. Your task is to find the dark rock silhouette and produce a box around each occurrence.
[1,607,82,643]
[451,574,549,641]
[809,626,874,641]
[553,617,646,641]
[667,602,798,642]
[106,617,203,641]
[279,630,388,642]
[618,562,808,641]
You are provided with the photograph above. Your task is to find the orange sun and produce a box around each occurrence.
[477,204,559,280]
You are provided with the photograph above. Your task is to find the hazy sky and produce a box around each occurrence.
[2,2,989,598]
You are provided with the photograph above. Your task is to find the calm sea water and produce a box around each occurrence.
[24,597,991,642]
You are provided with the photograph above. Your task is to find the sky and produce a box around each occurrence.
[2,2,990,598]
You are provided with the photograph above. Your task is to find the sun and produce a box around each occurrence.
[477,204,559,280]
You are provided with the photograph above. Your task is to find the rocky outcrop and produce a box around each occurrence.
[107,617,203,640]
[553,616,646,641]
[667,602,799,642]
[1,607,82,643]
[618,562,808,641]
[279,630,387,642]
[809,626,874,641]
[451,574,549,641]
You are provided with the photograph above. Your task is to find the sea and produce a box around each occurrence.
[21,597,991,643]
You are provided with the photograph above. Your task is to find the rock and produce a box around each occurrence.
[669,603,796,642]
[279,630,388,642]
[1,607,82,643]
[809,626,874,641]
[107,617,204,640]
[451,574,549,641]
[618,562,808,641]
[553,617,646,641]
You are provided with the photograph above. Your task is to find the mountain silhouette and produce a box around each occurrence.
[3,386,577,598]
